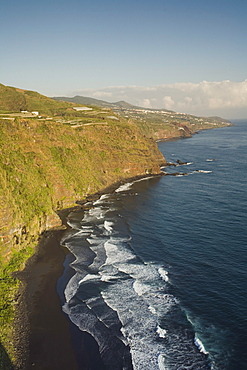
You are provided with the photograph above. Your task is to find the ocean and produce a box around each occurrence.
[59,120,247,369]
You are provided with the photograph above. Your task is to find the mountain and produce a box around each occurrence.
[53,95,115,108]
[53,95,171,111]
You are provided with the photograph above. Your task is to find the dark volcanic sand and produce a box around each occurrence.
[14,228,79,369]
[13,221,105,370]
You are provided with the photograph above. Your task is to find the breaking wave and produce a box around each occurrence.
[60,188,210,369]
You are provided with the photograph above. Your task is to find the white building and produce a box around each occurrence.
[73,107,93,111]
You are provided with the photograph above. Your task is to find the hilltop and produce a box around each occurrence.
[0,83,75,115]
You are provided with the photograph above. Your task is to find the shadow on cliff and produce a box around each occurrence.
[0,342,14,369]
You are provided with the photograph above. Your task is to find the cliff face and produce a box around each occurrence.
[0,117,164,263]
[0,109,166,364]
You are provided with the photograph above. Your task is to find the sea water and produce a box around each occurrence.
[60,120,247,369]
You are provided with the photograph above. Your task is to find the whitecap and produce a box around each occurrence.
[115,182,133,192]
[197,170,212,174]
[158,267,169,282]
[156,326,167,338]
[194,335,209,355]
[93,194,111,205]
[148,305,157,314]
[104,220,114,234]
[158,354,168,370]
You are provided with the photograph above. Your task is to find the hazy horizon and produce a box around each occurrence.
[1,0,247,119]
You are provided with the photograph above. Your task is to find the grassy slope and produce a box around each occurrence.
[0,86,164,365]
[0,83,73,115]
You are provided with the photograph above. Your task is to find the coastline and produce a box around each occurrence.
[13,172,164,369]
[13,227,79,370]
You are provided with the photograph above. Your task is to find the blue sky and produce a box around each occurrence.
[1,0,247,117]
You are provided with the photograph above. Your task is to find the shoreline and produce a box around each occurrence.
[13,172,164,369]
[13,227,79,370]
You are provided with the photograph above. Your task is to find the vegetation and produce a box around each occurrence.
[0,245,33,367]
[0,83,230,367]
[53,94,232,140]
[0,83,74,115]
[0,83,165,366]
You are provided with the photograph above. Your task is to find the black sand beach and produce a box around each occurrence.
[13,228,80,370]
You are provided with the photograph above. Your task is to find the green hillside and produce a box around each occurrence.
[0,83,165,367]
[0,84,76,115]
[53,94,232,140]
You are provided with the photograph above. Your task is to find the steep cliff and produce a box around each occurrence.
[0,94,165,364]
[0,116,164,257]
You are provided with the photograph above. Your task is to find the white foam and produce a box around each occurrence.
[194,335,209,355]
[157,326,167,338]
[63,191,210,369]
[133,175,155,183]
[158,268,169,282]
[104,220,114,233]
[133,280,151,296]
[64,272,86,302]
[115,182,133,192]
[158,354,168,370]
[148,306,157,314]
[196,170,212,174]
[93,194,111,204]
[79,274,100,284]
[88,206,107,220]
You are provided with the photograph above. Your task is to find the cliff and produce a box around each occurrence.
[0,84,165,365]
[0,117,164,258]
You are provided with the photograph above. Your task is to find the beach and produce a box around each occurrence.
[12,174,163,370]
[13,227,79,370]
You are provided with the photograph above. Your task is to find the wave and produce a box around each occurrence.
[61,190,210,369]
[194,335,209,355]
[157,325,167,338]
[115,182,134,192]
[195,170,212,174]
[158,267,169,282]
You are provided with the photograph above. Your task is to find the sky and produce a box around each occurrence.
[1,0,247,118]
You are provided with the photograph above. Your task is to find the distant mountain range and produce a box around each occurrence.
[52,94,231,140]
[53,95,173,112]
[53,95,230,122]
